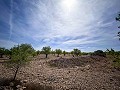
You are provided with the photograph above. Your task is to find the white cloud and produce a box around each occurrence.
[0,39,17,49]
[1,0,119,51]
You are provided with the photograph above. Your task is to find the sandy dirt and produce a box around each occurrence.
[0,54,120,90]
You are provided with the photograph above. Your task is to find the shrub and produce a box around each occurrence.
[92,50,106,57]
[73,49,81,56]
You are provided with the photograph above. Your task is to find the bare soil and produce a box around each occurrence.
[0,54,120,90]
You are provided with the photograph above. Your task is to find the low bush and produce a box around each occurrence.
[92,50,106,57]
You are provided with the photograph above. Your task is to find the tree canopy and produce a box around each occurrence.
[42,46,51,58]
[116,13,120,40]
[8,44,34,81]
[55,49,62,57]
[73,49,81,56]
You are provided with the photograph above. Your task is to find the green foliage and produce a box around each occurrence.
[63,50,66,56]
[0,47,5,53]
[92,50,106,57]
[4,49,11,56]
[36,50,41,55]
[51,50,55,55]
[81,52,88,55]
[113,58,120,69]
[73,49,81,56]
[70,51,74,57]
[116,13,120,40]
[10,44,34,65]
[71,51,74,54]
[106,48,115,56]
[42,46,51,54]
[55,49,62,57]
[6,44,34,81]
[32,51,37,57]
[42,46,51,58]
[0,47,5,58]
[106,48,120,69]
[0,47,11,58]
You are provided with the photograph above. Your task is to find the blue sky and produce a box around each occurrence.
[0,0,120,52]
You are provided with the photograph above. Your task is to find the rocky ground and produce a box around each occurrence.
[0,54,120,90]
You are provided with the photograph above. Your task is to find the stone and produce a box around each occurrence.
[85,65,90,70]
[9,82,14,87]
[22,80,27,83]
[16,85,21,88]
[22,86,26,89]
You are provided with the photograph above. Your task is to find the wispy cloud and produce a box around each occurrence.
[0,39,17,49]
[9,0,13,41]
[0,0,120,51]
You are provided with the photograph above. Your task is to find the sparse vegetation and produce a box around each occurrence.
[106,48,120,69]
[0,45,120,90]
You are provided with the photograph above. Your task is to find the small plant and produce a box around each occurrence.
[42,46,51,58]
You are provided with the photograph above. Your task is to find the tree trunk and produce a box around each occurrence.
[13,65,19,81]
[0,54,3,58]
[46,54,48,58]
[57,54,59,57]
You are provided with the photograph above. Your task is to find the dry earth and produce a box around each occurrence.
[0,54,120,90]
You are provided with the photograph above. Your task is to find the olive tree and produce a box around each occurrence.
[51,50,55,56]
[0,47,5,58]
[0,47,11,58]
[71,51,74,57]
[8,44,34,81]
[42,46,51,58]
[55,49,62,57]
[63,50,66,56]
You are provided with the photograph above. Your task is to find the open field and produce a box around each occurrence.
[0,54,120,90]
